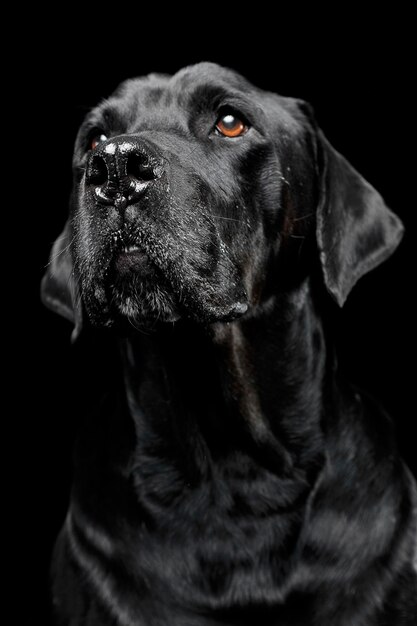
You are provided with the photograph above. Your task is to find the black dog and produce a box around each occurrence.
[42,63,417,625]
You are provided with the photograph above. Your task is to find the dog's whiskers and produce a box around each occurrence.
[211,215,246,224]
[44,235,76,268]
[291,213,314,222]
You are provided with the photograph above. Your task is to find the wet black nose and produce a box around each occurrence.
[85,136,161,210]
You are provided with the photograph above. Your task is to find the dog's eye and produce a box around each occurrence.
[216,113,248,138]
[90,133,108,150]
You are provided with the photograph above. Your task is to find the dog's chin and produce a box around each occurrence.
[106,248,181,325]
[113,285,181,324]
[109,277,181,325]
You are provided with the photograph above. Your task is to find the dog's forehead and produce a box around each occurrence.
[87,62,304,144]
[173,62,254,93]
[106,63,257,116]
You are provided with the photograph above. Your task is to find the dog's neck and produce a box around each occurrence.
[121,278,326,496]
[71,278,329,609]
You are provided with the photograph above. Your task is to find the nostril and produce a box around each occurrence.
[87,154,108,186]
[126,152,156,182]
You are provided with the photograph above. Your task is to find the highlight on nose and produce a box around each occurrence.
[85,136,161,210]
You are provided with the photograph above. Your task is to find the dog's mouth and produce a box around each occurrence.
[107,241,182,324]
[114,245,157,278]
[82,224,249,328]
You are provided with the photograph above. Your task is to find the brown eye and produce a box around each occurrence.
[216,113,247,138]
[90,133,108,150]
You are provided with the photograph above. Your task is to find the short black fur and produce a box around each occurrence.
[42,63,417,625]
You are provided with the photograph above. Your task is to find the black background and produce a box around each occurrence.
[12,14,415,624]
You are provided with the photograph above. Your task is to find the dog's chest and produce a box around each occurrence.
[69,456,312,623]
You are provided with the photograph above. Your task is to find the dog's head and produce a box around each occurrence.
[42,63,403,337]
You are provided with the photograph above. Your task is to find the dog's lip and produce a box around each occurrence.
[116,243,149,260]
[122,245,142,254]
[114,245,156,276]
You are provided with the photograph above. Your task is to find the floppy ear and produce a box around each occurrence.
[41,222,83,341]
[316,131,404,306]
